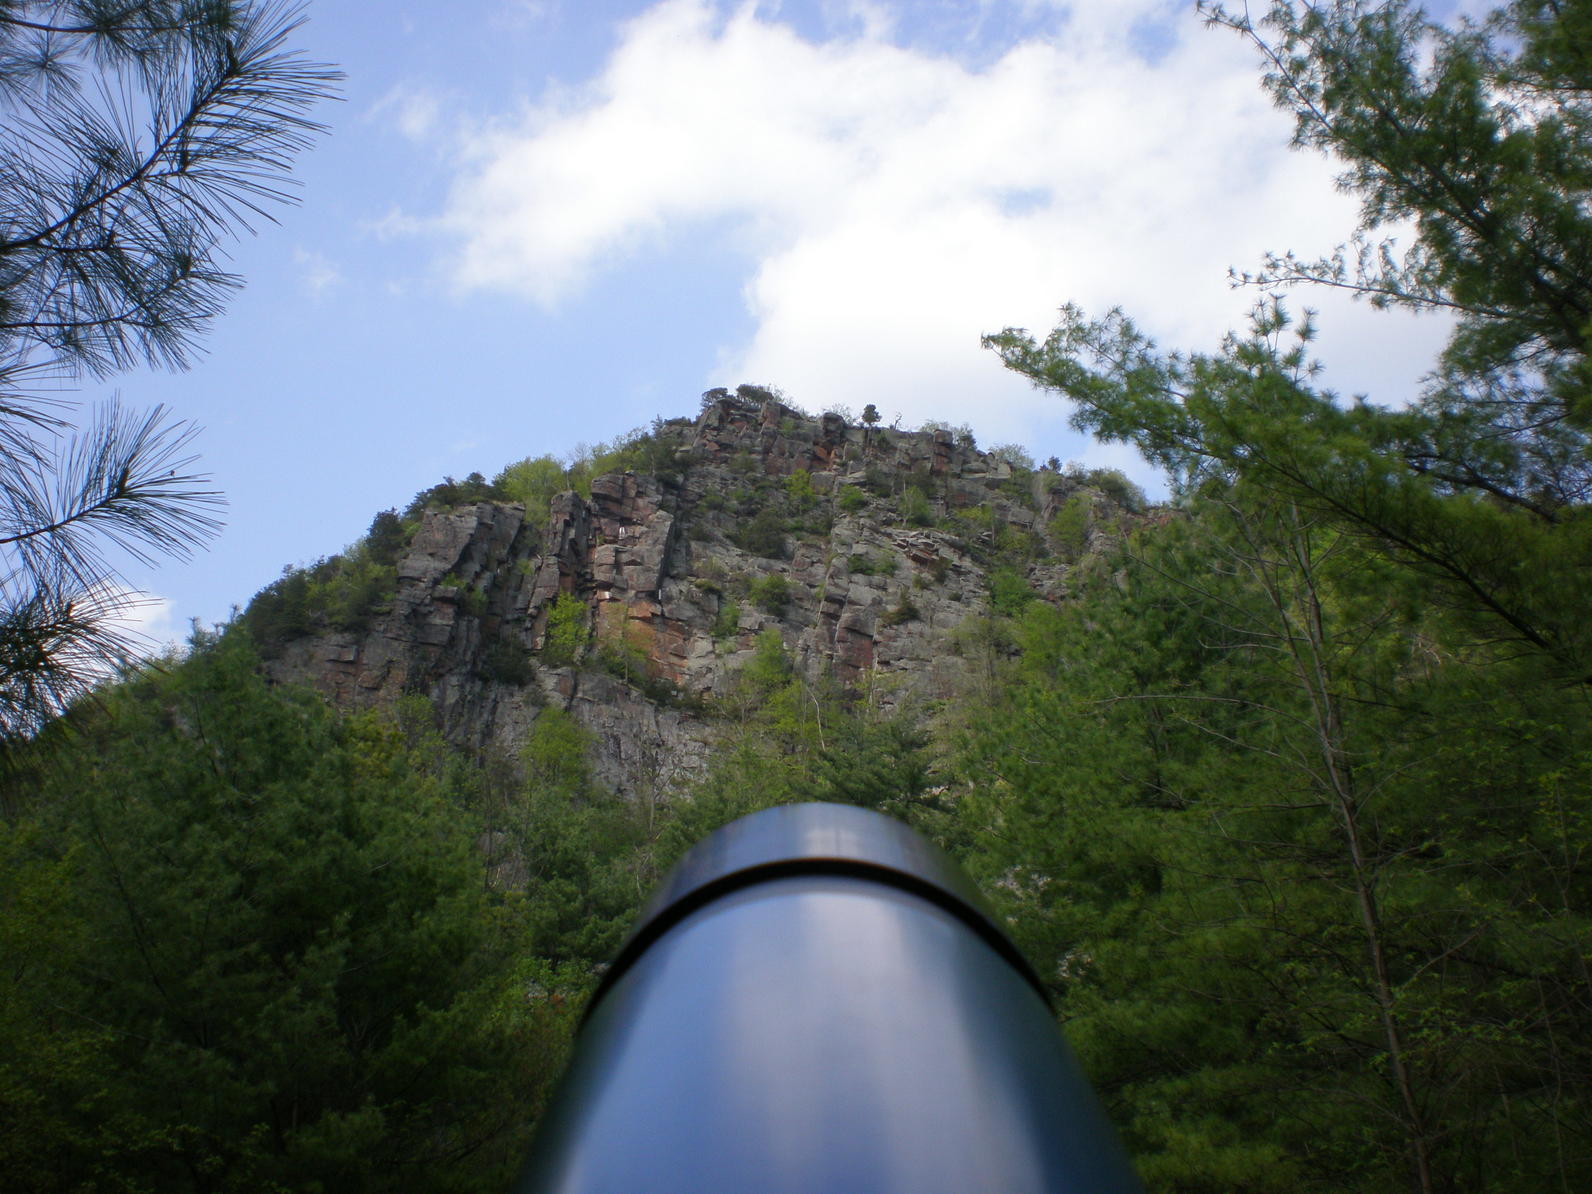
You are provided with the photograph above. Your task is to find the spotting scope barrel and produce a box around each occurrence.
[512,802,1144,1194]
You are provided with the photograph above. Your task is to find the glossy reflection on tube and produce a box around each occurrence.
[512,802,1144,1194]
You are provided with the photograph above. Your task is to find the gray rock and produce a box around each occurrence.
[262,398,1138,799]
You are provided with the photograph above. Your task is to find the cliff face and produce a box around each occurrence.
[261,396,1127,797]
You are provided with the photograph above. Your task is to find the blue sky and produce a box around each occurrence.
[99,0,1468,641]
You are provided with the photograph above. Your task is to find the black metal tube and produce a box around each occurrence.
[513,802,1144,1194]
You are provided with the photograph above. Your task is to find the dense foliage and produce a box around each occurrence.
[942,502,1590,1191]
[0,633,575,1193]
[0,591,941,1191]
[974,2,1592,1189]
[3,2,1588,1191]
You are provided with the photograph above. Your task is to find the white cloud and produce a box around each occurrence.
[433,0,1452,465]
[367,84,447,142]
[104,589,186,664]
[293,247,343,298]
[362,205,429,242]
[501,0,558,24]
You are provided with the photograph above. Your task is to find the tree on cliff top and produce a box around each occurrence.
[0,1,340,746]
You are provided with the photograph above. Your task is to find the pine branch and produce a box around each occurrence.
[0,0,340,376]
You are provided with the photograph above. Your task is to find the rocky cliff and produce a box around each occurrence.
[258,394,1135,797]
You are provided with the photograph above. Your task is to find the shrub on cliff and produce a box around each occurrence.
[238,511,405,652]
[540,593,590,667]
[735,507,788,559]
[749,574,791,615]
[494,455,568,528]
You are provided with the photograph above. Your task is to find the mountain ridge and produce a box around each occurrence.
[244,391,1145,796]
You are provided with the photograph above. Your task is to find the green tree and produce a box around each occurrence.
[987,0,1592,679]
[238,512,407,654]
[748,573,791,615]
[515,708,651,967]
[493,454,569,529]
[977,3,1592,1189]
[989,442,1035,470]
[784,467,816,509]
[1212,0,1592,513]
[653,629,934,873]
[541,592,589,666]
[735,505,788,558]
[951,504,1591,1192]
[1047,493,1091,558]
[0,631,563,1191]
[0,2,339,742]
[862,402,880,452]
[900,487,934,527]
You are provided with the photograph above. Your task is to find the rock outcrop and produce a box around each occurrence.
[262,395,1129,797]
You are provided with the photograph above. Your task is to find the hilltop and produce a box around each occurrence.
[240,388,1145,796]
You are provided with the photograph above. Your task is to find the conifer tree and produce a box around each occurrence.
[987,0,1591,679]
[0,632,563,1191]
[977,3,1592,1189]
[0,1,339,743]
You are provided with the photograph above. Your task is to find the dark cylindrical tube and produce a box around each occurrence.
[513,802,1143,1194]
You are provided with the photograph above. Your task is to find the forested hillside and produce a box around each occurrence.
[2,1,1588,1192]
[0,394,1150,1191]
